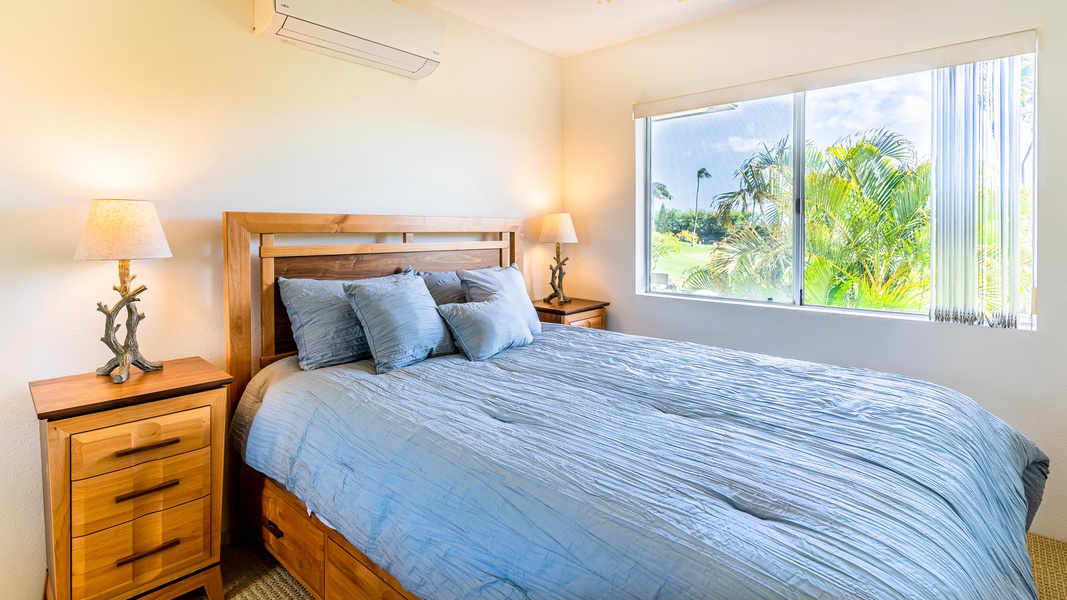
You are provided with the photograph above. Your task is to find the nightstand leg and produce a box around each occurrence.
[203,565,225,600]
[136,565,224,600]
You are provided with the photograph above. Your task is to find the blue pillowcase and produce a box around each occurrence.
[438,293,534,361]
[278,277,371,370]
[456,264,541,335]
[344,274,456,374]
[420,271,468,305]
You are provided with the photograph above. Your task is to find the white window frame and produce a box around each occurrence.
[636,30,1037,326]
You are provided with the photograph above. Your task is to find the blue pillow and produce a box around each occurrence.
[456,264,541,335]
[438,293,533,361]
[278,277,371,370]
[402,266,468,305]
[343,275,456,374]
[420,271,467,305]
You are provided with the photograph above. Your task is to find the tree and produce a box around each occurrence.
[684,129,931,312]
[692,168,712,246]
[651,232,682,269]
[652,181,673,203]
[714,137,792,229]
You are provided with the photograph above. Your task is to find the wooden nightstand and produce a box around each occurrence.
[30,357,232,600]
[531,298,609,330]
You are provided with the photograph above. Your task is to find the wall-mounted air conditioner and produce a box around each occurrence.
[254,0,443,79]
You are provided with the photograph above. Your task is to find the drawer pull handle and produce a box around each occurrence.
[115,437,181,458]
[261,517,284,539]
[115,538,181,567]
[114,479,181,504]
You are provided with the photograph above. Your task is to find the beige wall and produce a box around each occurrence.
[0,1,561,596]
[562,0,1065,541]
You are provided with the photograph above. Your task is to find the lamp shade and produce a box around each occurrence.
[74,199,172,261]
[539,213,578,244]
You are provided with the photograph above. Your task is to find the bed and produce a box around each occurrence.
[223,212,1050,600]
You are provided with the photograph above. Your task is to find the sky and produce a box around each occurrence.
[649,71,932,213]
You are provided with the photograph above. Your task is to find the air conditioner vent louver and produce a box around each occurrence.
[254,0,442,79]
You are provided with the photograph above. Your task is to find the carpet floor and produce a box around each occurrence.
[179,533,1067,599]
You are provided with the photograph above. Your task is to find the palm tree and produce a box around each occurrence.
[804,129,929,311]
[692,168,712,246]
[652,181,673,203]
[714,137,792,229]
[684,129,931,312]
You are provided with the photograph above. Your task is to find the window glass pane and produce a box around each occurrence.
[649,95,794,302]
[804,72,933,313]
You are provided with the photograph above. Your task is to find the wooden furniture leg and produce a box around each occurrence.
[136,565,224,600]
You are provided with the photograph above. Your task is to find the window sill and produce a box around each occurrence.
[636,290,1035,330]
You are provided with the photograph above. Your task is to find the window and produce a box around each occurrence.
[643,47,1035,328]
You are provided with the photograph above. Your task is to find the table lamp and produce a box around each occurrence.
[74,199,172,383]
[540,212,578,304]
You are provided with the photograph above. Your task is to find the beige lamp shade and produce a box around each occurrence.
[74,199,172,261]
[539,212,578,244]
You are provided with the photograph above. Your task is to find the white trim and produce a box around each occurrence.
[633,30,1037,120]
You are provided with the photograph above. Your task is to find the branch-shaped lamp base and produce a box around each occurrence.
[543,242,572,305]
[95,259,163,384]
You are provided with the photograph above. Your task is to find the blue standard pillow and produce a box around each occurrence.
[456,264,541,335]
[278,277,371,370]
[343,274,456,374]
[438,293,534,361]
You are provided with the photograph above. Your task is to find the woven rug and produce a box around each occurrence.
[175,543,312,600]
[180,533,1067,599]
[1030,533,1067,600]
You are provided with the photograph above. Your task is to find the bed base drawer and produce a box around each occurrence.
[240,465,418,600]
[327,538,407,600]
[241,467,325,597]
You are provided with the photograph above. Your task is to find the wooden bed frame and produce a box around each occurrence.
[223,212,525,600]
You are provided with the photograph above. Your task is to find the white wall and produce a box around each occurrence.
[562,0,1066,541]
[0,1,561,597]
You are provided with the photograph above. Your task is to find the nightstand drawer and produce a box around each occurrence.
[70,403,212,480]
[71,446,211,537]
[71,495,211,600]
[564,308,605,329]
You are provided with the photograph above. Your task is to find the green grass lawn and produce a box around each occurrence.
[651,243,711,290]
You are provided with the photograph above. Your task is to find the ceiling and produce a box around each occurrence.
[420,0,774,57]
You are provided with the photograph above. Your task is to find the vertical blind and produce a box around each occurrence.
[932,55,1026,327]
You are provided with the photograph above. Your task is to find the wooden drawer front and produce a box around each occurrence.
[71,405,211,480]
[71,447,211,537]
[327,538,405,600]
[71,496,210,600]
[263,486,325,596]
[564,309,605,329]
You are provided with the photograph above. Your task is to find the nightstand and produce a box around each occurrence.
[30,357,232,600]
[531,298,610,330]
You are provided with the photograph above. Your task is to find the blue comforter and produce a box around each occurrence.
[233,325,1049,599]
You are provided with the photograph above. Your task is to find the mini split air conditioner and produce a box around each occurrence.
[254,0,443,79]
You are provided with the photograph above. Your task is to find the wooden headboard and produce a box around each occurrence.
[223,212,525,413]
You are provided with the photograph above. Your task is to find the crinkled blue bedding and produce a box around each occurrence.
[233,324,1048,599]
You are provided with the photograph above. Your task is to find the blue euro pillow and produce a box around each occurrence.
[343,274,456,374]
[402,266,468,306]
[278,277,371,370]
[438,293,534,361]
[456,264,541,335]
